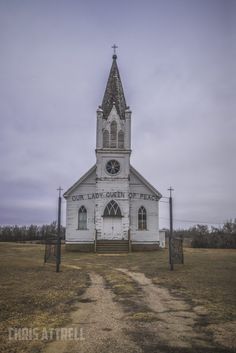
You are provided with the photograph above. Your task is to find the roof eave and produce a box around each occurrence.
[63,164,96,198]
[130,165,162,199]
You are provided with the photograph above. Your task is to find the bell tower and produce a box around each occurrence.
[95,49,132,240]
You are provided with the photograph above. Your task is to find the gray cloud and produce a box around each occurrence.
[0,0,235,228]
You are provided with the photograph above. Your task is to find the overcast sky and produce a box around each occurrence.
[0,0,235,229]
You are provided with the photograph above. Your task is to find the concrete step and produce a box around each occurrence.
[96,240,129,253]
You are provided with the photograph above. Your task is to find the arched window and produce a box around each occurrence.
[103,130,109,148]
[138,206,147,230]
[78,206,87,230]
[103,200,122,217]
[110,121,117,148]
[118,130,124,148]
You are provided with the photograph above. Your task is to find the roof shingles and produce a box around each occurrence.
[101,55,127,120]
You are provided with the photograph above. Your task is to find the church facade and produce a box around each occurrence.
[64,53,163,252]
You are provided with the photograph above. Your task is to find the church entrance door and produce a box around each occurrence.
[102,200,123,240]
[102,217,122,239]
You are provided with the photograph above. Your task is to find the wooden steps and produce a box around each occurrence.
[96,240,129,253]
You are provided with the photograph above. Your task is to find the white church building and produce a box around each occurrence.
[64,52,164,252]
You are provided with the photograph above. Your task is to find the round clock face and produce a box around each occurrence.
[106,160,120,175]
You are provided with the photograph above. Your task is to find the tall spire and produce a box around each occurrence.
[101,50,127,120]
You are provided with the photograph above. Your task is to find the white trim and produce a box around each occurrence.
[63,164,96,198]
[130,165,162,199]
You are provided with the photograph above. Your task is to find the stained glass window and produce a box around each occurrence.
[78,206,87,230]
[104,200,122,217]
[138,206,147,230]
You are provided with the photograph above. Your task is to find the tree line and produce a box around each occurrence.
[173,219,236,248]
[0,222,65,242]
[0,219,235,248]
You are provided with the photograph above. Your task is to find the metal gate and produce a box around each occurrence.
[170,237,184,264]
[44,235,57,263]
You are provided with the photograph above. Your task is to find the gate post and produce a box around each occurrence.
[56,187,63,273]
[128,229,132,253]
[168,187,174,271]
[94,230,97,253]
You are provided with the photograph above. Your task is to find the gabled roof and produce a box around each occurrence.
[130,165,162,199]
[63,165,96,198]
[63,164,162,200]
[101,55,127,120]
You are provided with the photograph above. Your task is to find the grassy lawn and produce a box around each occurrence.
[0,243,235,353]
[0,243,89,353]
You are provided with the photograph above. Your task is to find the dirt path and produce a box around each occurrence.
[44,272,141,353]
[117,268,213,350]
[44,269,231,353]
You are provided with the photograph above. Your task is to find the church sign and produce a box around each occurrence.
[71,192,159,202]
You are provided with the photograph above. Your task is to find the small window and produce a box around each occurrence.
[110,121,117,148]
[138,206,147,230]
[103,130,109,148]
[106,160,120,175]
[78,206,87,230]
[118,130,124,148]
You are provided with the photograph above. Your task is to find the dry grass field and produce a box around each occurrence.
[0,243,235,353]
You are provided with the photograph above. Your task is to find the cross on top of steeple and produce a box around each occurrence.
[112,44,118,59]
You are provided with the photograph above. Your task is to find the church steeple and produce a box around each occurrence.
[101,52,127,120]
[96,50,131,151]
